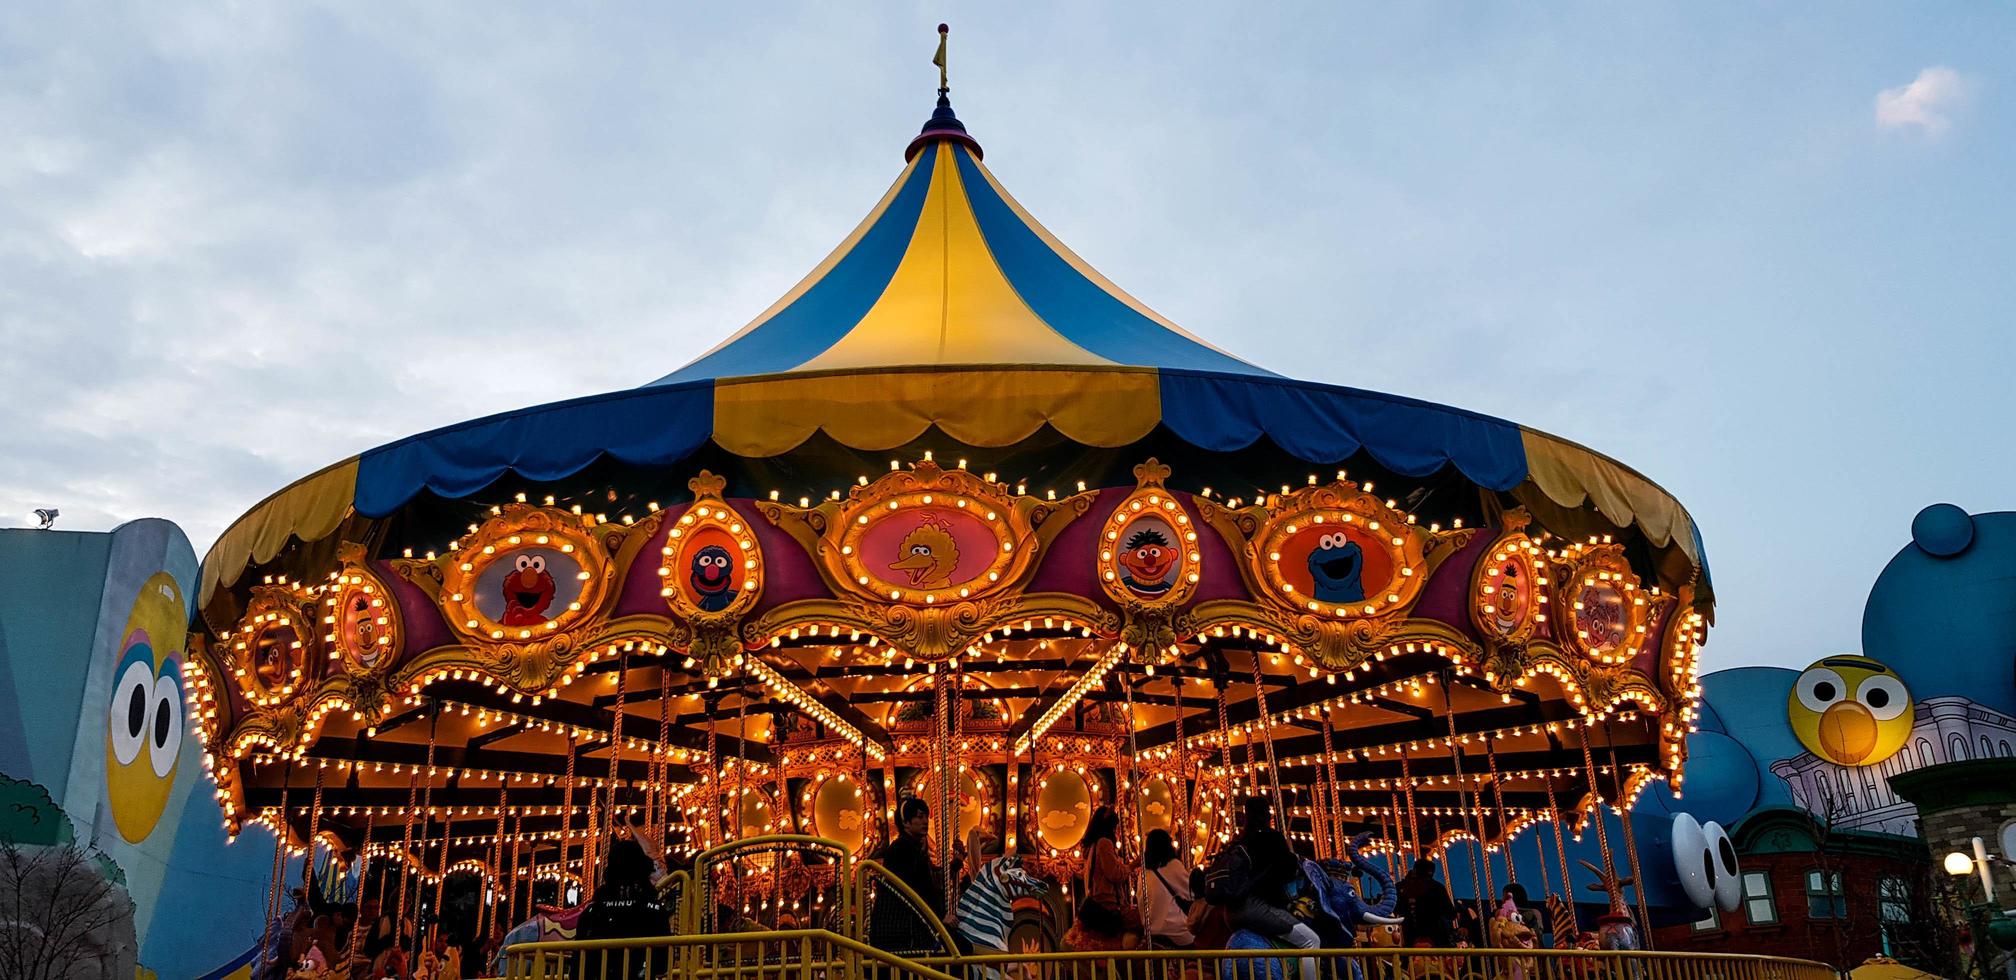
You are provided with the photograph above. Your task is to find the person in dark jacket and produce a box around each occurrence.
[1226,796,1317,980]
[576,831,671,979]
[869,797,946,954]
[1395,858,1456,947]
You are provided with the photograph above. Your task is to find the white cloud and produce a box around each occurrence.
[1874,66,1971,134]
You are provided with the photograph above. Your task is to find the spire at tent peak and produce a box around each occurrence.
[909,24,981,162]
[647,64,1273,386]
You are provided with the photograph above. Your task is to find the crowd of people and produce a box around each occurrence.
[267,791,1563,976]
[256,888,483,980]
[880,793,1549,959]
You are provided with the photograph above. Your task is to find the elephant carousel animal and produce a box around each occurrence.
[1220,834,1405,980]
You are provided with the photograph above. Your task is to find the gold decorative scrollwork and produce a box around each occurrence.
[1470,510,1544,646]
[1551,542,1660,666]
[661,472,764,678]
[755,462,1100,660]
[397,504,619,689]
[1099,460,1203,666]
[228,583,321,707]
[324,542,402,677]
[1192,481,1474,674]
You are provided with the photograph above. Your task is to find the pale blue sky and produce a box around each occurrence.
[2,5,2010,671]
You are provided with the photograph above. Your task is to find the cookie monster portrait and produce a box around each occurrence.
[1307,531,1366,603]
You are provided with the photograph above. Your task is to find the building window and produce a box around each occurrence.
[1690,904,1721,933]
[1878,876,1911,955]
[1742,870,1779,925]
[1806,869,1846,919]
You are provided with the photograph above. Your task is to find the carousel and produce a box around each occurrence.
[188,45,1711,958]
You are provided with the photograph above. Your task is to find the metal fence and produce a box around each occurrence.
[495,836,1839,980]
[498,929,1839,980]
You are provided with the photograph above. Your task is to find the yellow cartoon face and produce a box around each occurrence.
[1788,655,1913,767]
[105,572,188,843]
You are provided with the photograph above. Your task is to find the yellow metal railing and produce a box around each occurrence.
[687,834,857,935]
[498,927,957,980]
[917,947,1842,980]
[501,929,1839,980]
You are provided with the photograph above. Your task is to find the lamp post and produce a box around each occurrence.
[1946,838,2016,979]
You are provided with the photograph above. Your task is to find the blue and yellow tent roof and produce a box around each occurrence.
[199,98,1707,605]
[654,105,1266,383]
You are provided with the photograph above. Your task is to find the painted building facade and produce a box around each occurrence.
[0,521,279,979]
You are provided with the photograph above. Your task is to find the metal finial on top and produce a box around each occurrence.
[932,23,950,98]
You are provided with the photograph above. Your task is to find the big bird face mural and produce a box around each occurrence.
[106,572,188,843]
[1788,655,1913,766]
[888,514,960,589]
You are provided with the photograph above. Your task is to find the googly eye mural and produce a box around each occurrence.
[105,572,188,844]
[1787,654,1914,767]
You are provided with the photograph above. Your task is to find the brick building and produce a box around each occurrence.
[1653,807,1937,968]
[1889,757,2016,975]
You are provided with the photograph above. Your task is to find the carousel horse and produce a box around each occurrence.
[489,903,587,976]
[1219,834,1405,980]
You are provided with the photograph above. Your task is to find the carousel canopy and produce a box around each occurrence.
[198,97,1705,609]
[188,77,1716,916]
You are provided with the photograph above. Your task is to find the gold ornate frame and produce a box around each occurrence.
[324,542,402,678]
[229,583,320,708]
[1551,542,1653,666]
[1470,511,1545,645]
[755,462,1105,661]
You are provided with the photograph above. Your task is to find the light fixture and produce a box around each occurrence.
[32,508,58,530]
[1945,851,1975,876]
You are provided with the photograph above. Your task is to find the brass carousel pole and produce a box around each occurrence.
[655,666,671,838]
[1486,734,1515,887]
[1542,778,1577,948]
[395,726,423,939]
[561,734,578,894]
[351,810,376,968]
[606,647,629,841]
[432,801,449,949]
[1171,671,1190,852]
[303,767,324,898]
[1120,664,1145,851]
[417,713,440,948]
[1246,653,1286,821]
[1322,713,1345,859]
[732,678,750,918]
[1442,678,1492,941]
[1380,802,1399,879]
[1606,732,1654,949]
[486,785,506,942]
[261,763,291,976]
[933,663,954,917]
[1119,658,1155,947]
[507,812,524,931]
[1211,666,1236,851]
[703,693,721,849]
[1399,749,1422,863]
[1576,723,1623,931]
